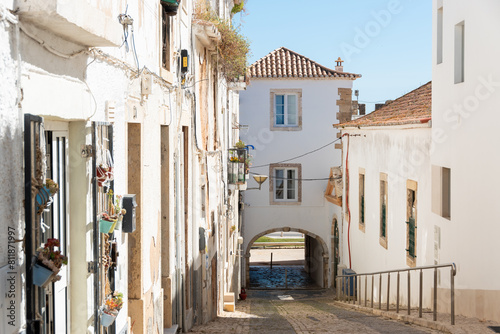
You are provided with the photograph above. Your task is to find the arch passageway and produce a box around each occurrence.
[244,227,329,289]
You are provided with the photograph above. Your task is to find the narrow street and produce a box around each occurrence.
[188,290,441,334]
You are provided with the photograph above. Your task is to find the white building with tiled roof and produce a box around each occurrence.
[334,82,434,309]
[239,47,360,289]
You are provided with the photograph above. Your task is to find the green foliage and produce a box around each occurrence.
[194,0,251,81]
[231,2,245,14]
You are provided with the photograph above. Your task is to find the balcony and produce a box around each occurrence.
[228,147,249,190]
[18,0,122,47]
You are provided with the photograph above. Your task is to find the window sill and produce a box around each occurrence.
[379,237,388,249]
[358,222,365,233]
[270,200,301,206]
[406,254,416,268]
[271,126,302,131]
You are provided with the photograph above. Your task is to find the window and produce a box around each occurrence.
[454,21,464,83]
[270,89,302,130]
[269,163,302,205]
[161,6,171,71]
[406,180,417,267]
[437,7,443,64]
[359,168,365,232]
[431,165,451,219]
[379,173,388,249]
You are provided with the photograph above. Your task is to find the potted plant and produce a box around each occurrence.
[101,291,123,327]
[161,0,180,16]
[33,238,68,287]
[239,287,247,300]
[99,190,126,233]
[35,178,59,214]
[235,139,246,149]
[96,164,113,187]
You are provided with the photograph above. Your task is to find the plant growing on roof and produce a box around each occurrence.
[231,0,245,14]
[194,0,251,81]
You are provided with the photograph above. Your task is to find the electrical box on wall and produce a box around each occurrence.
[199,227,206,252]
[122,194,137,233]
[181,49,189,73]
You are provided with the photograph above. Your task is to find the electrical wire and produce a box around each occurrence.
[84,53,98,122]
[248,171,333,182]
[131,26,140,70]
[250,137,341,169]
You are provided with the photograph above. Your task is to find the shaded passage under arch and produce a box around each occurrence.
[245,228,329,289]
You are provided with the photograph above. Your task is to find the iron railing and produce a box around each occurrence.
[336,263,456,325]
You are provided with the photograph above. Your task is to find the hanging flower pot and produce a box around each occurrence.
[101,291,123,327]
[161,0,180,16]
[35,186,51,213]
[97,165,111,187]
[33,262,55,287]
[35,178,59,214]
[33,238,67,286]
[100,311,117,327]
[115,215,123,231]
[99,219,117,234]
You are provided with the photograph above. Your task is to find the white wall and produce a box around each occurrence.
[340,126,433,306]
[431,0,500,321]
[240,77,354,287]
[0,5,25,332]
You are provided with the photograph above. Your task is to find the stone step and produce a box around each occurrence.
[223,292,235,302]
[223,301,235,312]
[164,324,178,334]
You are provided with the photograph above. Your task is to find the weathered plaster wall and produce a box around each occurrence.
[0,8,25,333]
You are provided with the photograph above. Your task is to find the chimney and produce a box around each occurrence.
[335,57,344,72]
[359,104,366,115]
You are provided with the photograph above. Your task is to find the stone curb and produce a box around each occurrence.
[333,301,453,333]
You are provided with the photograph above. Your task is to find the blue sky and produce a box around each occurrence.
[234,0,432,113]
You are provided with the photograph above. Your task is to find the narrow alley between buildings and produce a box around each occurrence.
[188,289,441,334]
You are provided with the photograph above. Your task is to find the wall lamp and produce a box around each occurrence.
[246,175,268,190]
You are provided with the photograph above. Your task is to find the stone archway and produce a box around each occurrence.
[244,227,329,288]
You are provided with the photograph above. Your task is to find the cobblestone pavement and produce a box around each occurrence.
[188,289,443,333]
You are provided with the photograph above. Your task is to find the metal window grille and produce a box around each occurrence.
[381,203,386,238]
[407,217,416,258]
[361,195,365,224]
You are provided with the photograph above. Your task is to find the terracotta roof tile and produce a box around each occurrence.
[249,47,361,79]
[335,82,432,128]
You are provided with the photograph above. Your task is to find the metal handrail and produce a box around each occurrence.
[336,263,456,325]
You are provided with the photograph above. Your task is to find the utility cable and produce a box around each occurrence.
[248,171,339,182]
[250,137,341,169]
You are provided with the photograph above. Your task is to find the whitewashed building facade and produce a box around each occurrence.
[239,47,360,288]
[430,0,500,322]
[0,0,245,333]
[335,82,434,309]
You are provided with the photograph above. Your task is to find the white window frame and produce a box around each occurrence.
[270,89,302,131]
[269,163,302,205]
[274,93,298,127]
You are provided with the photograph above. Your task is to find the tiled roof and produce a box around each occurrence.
[335,81,432,128]
[248,47,361,79]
